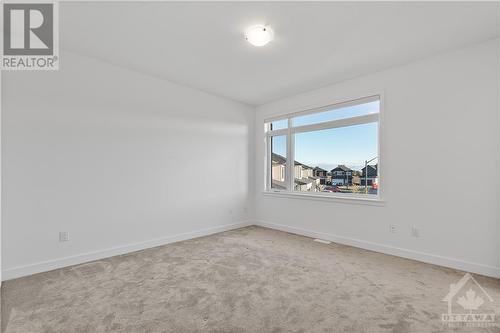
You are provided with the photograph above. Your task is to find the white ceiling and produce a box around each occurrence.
[61,2,499,106]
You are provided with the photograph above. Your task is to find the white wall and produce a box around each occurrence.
[255,39,500,278]
[2,51,254,279]
[0,70,2,284]
[2,40,498,280]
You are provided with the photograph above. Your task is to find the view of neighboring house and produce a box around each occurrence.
[294,177,314,191]
[361,164,378,186]
[294,161,312,179]
[271,153,286,189]
[271,153,320,191]
[272,153,377,193]
[313,167,327,177]
[294,162,318,191]
[313,167,328,184]
[331,165,353,185]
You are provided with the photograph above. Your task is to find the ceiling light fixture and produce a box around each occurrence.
[245,25,274,47]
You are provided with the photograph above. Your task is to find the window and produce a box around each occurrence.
[265,95,380,198]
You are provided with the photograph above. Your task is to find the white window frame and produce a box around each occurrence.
[265,94,383,202]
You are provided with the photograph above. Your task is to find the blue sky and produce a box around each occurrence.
[271,101,379,171]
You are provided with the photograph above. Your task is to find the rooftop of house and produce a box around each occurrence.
[295,178,314,185]
[295,161,313,169]
[331,165,352,172]
[271,153,286,165]
[362,164,378,170]
[272,153,313,170]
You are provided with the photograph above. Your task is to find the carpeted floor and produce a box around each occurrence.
[2,226,500,333]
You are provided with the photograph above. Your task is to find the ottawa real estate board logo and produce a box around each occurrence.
[1,1,59,70]
[442,273,496,328]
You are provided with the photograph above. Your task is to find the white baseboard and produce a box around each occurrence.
[4,220,499,281]
[2,221,252,281]
[255,220,500,279]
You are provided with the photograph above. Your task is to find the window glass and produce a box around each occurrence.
[270,135,287,190]
[294,122,378,195]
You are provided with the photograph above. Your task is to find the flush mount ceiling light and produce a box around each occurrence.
[245,25,274,47]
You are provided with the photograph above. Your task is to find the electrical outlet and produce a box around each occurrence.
[59,231,69,242]
[389,224,397,233]
[411,226,420,238]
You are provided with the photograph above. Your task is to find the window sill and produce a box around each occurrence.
[261,191,386,206]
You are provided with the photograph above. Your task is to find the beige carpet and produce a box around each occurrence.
[2,226,500,333]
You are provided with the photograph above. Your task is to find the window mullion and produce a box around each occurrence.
[266,128,288,137]
[276,94,379,121]
[287,118,293,191]
[292,113,379,134]
[266,135,271,191]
